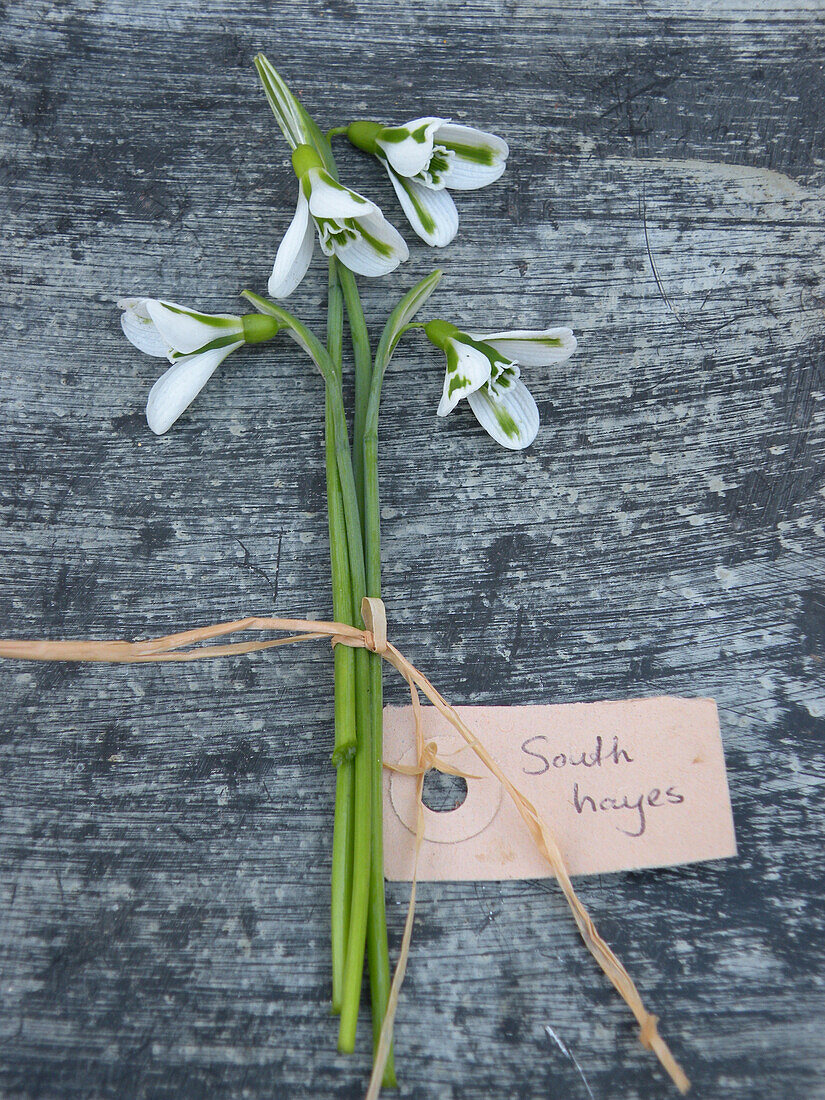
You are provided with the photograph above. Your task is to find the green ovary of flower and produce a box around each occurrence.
[291,143,324,178]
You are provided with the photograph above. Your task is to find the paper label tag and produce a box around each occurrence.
[383,697,736,880]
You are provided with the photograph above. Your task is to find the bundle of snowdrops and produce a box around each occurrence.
[0,54,694,1098]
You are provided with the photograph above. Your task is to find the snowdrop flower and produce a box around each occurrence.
[119,298,280,435]
[269,145,409,298]
[424,321,576,450]
[346,118,508,247]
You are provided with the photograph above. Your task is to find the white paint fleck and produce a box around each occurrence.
[615,511,635,536]
[778,534,806,554]
[708,474,737,494]
[715,565,737,590]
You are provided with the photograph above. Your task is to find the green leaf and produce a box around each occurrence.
[374,270,443,376]
[241,289,334,385]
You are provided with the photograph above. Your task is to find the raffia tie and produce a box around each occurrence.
[0,597,689,1095]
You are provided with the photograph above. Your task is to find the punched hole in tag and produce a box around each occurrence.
[422,769,468,813]
[389,736,504,845]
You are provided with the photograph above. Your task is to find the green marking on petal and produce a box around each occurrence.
[490,362,520,391]
[448,373,470,397]
[377,128,408,145]
[319,172,370,203]
[354,224,394,259]
[488,389,520,438]
[464,337,513,379]
[397,176,436,234]
[159,304,239,329]
[169,332,243,358]
[418,146,453,186]
[439,139,498,166]
[380,122,430,145]
[445,340,461,374]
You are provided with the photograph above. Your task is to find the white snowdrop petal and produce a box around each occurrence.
[146,300,242,355]
[117,297,151,317]
[440,157,506,190]
[333,210,409,278]
[386,165,458,248]
[376,117,443,178]
[469,328,577,366]
[467,376,540,450]
[307,168,375,219]
[437,339,492,416]
[145,343,241,435]
[434,123,508,190]
[434,123,509,158]
[268,189,315,298]
[120,307,170,357]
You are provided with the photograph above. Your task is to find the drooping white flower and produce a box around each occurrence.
[118,298,279,435]
[347,118,508,248]
[269,145,409,298]
[424,320,576,450]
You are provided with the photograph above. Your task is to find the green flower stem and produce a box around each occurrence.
[363,332,390,1070]
[355,273,442,1078]
[324,337,374,1059]
[332,757,355,1012]
[310,334,374,1058]
[242,286,398,1078]
[326,261,357,1013]
[325,263,357,765]
[315,300,373,1055]
[242,287,373,1050]
[337,265,372,529]
[339,631,373,1054]
[340,265,396,1086]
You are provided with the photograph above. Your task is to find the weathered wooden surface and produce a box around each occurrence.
[1,2,824,1097]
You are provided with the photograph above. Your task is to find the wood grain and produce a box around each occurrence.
[1,1,824,1097]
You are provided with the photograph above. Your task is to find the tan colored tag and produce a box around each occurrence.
[384,697,736,880]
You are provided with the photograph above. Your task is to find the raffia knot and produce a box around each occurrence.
[638,1012,660,1051]
[360,596,388,655]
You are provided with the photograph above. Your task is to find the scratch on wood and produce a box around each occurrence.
[545,1026,596,1100]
